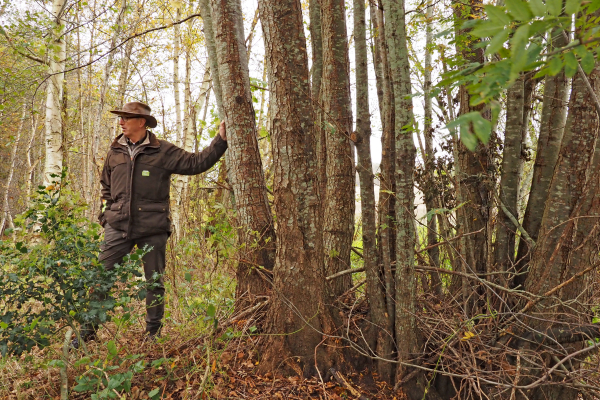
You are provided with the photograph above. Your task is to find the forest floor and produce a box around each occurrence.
[1,319,400,400]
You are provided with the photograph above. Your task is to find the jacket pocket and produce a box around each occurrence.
[104,202,128,232]
[134,202,170,235]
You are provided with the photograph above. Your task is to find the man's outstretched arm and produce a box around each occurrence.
[168,121,228,175]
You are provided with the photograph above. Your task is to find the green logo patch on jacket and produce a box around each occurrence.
[142,170,150,176]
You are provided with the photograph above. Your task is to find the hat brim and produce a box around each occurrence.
[110,110,158,128]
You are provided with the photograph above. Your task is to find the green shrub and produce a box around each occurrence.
[0,176,149,357]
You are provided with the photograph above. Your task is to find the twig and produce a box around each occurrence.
[326,267,365,281]
[329,368,368,400]
[494,192,535,248]
[60,328,73,400]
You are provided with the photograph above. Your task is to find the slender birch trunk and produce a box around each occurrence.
[1,105,26,234]
[199,0,225,118]
[43,0,67,186]
[210,0,276,305]
[173,7,183,146]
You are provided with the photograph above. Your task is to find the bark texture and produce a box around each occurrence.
[43,0,67,185]
[515,28,569,287]
[320,0,355,298]
[210,0,276,304]
[522,61,600,400]
[258,0,338,375]
[381,0,422,394]
[354,0,389,380]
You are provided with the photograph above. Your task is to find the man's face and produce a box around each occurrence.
[119,116,146,139]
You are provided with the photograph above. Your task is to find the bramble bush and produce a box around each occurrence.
[0,175,149,357]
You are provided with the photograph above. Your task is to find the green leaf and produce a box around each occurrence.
[184,272,192,282]
[547,56,564,76]
[460,128,478,151]
[580,51,596,74]
[484,5,512,25]
[528,0,546,16]
[564,52,578,77]
[564,0,581,14]
[206,304,216,318]
[486,29,510,55]
[547,0,562,16]
[510,24,530,80]
[593,316,600,324]
[107,340,117,357]
[148,388,160,399]
[505,0,532,21]
[471,113,492,144]
[588,0,600,13]
[471,20,506,38]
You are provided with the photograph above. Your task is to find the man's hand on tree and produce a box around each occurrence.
[219,121,227,141]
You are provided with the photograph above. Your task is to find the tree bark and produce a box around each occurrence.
[173,7,183,147]
[522,57,600,400]
[258,0,339,376]
[423,0,442,296]
[210,0,276,305]
[199,0,225,119]
[354,0,390,380]
[514,27,569,288]
[1,105,26,234]
[43,0,67,186]
[320,0,355,299]
[381,0,422,393]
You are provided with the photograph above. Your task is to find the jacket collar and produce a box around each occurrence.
[111,130,161,149]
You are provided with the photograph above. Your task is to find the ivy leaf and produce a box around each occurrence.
[528,0,546,16]
[564,52,579,77]
[547,0,562,16]
[505,0,532,21]
[580,51,596,74]
[564,0,581,14]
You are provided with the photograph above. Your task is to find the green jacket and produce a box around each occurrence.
[99,131,227,238]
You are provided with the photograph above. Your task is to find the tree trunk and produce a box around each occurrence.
[199,0,225,119]
[1,105,26,234]
[173,7,183,147]
[381,0,423,394]
[495,78,525,275]
[320,0,355,299]
[258,0,339,376]
[522,60,600,400]
[43,0,67,186]
[514,27,569,288]
[451,0,493,315]
[354,0,390,379]
[423,0,442,296]
[210,0,276,306]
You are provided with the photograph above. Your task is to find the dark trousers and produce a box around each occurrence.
[99,224,169,334]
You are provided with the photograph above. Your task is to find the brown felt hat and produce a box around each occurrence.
[110,102,158,128]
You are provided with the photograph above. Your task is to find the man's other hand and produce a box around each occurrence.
[219,121,227,141]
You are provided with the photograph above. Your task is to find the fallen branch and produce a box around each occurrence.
[329,368,369,400]
[60,328,73,400]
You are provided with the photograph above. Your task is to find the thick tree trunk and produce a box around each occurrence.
[210,0,276,305]
[43,0,67,186]
[258,0,339,376]
[320,0,355,298]
[354,0,390,380]
[514,28,569,288]
[522,60,600,400]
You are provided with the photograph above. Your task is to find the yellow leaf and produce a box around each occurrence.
[45,185,55,191]
[461,331,476,341]
[211,359,216,373]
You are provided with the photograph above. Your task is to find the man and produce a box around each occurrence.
[73,101,227,348]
